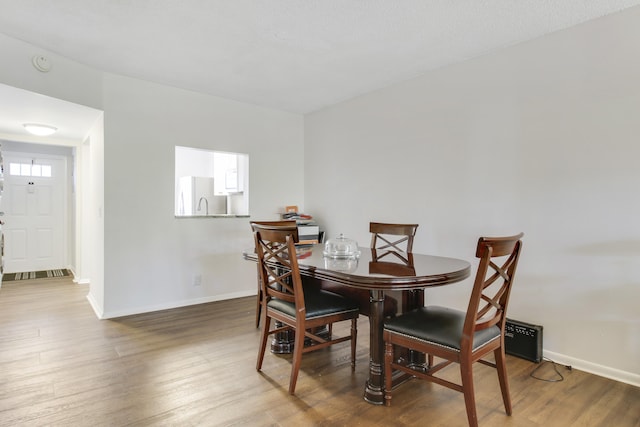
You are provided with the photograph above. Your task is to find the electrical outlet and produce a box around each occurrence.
[193,274,202,287]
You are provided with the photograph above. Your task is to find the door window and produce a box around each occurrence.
[9,162,52,178]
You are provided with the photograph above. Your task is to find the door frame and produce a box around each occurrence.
[1,149,71,273]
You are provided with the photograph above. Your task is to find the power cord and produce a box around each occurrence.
[529,357,572,382]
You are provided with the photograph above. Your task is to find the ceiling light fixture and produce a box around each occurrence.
[23,123,58,136]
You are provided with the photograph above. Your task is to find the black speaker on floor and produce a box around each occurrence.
[504,318,543,363]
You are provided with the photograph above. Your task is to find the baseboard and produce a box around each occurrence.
[98,289,256,320]
[71,268,89,284]
[544,350,640,388]
[66,267,90,284]
[86,292,104,319]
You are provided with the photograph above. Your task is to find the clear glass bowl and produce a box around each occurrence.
[323,234,360,259]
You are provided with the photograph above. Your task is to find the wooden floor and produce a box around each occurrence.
[0,278,638,427]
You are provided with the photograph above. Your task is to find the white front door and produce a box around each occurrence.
[2,153,67,273]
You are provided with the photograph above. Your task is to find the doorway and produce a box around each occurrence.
[0,83,103,313]
[2,149,70,274]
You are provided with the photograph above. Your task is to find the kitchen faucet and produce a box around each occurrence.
[197,196,209,215]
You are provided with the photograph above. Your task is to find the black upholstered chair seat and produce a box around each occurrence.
[383,306,500,352]
[267,289,360,320]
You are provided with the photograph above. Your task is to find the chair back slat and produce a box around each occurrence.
[249,220,297,328]
[370,222,419,253]
[251,220,297,229]
[253,224,303,310]
[464,233,523,340]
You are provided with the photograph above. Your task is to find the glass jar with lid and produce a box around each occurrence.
[323,234,360,259]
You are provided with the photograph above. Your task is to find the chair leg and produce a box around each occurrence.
[460,359,478,427]
[288,324,306,394]
[255,266,262,328]
[494,347,513,415]
[255,289,262,328]
[256,315,271,371]
[350,318,357,370]
[384,341,394,406]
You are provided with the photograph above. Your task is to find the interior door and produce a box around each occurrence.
[1,154,66,273]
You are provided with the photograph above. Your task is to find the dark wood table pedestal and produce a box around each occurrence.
[363,289,429,403]
[270,324,331,354]
[269,326,296,354]
[363,289,386,404]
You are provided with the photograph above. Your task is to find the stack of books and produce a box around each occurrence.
[297,224,321,245]
[282,206,322,245]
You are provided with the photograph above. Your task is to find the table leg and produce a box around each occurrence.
[402,289,427,368]
[363,289,385,404]
[402,289,424,313]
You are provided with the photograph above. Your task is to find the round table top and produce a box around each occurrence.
[244,245,471,291]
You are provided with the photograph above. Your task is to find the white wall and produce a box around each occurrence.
[83,117,105,315]
[0,33,305,319]
[100,74,304,317]
[305,8,640,385]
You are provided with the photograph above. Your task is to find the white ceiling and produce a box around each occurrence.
[1,1,640,142]
[0,83,103,146]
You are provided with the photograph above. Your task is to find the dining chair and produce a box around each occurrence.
[319,222,418,318]
[253,223,359,394]
[250,220,297,328]
[370,222,419,253]
[372,222,420,313]
[383,233,524,427]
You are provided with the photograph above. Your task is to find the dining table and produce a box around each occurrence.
[243,244,471,405]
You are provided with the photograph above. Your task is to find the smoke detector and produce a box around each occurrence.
[32,55,52,72]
